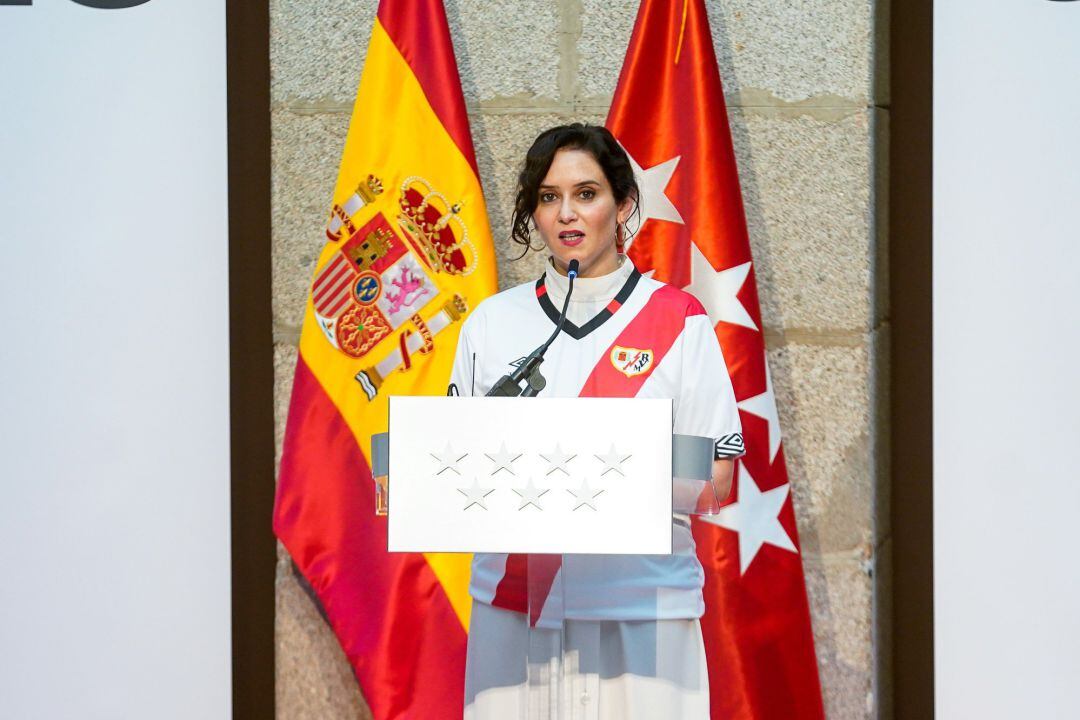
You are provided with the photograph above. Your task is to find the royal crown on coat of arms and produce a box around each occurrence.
[396,176,477,277]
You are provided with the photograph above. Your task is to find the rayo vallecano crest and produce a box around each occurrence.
[610,345,654,377]
[312,174,476,400]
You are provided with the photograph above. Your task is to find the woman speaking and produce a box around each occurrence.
[450,123,744,719]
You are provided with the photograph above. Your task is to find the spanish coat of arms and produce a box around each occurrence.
[311,174,476,399]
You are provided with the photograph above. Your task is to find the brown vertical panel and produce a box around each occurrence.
[226,0,275,716]
[889,0,934,716]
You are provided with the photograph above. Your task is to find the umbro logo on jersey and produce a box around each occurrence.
[610,346,653,377]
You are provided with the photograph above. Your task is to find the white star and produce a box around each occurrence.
[540,443,575,475]
[702,464,797,574]
[457,480,495,511]
[567,479,604,511]
[737,354,782,462]
[621,148,684,247]
[684,242,757,331]
[512,478,549,511]
[484,442,522,475]
[595,444,631,476]
[430,442,466,475]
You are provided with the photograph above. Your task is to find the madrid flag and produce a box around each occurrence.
[607,0,826,717]
[272,2,497,718]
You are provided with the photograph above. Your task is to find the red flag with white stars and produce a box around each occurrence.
[607,1,825,717]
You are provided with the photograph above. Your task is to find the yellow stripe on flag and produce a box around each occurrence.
[298,19,497,631]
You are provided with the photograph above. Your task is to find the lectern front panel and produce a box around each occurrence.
[387,396,674,554]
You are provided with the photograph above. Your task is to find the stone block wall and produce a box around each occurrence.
[270,1,888,717]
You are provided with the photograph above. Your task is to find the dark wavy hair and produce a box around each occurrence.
[509,123,640,254]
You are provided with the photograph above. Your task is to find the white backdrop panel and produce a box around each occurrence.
[0,1,231,718]
[934,1,1080,717]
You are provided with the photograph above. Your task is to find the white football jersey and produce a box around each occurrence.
[449,258,743,623]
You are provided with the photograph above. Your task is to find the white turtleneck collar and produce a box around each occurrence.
[543,255,635,304]
[541,256,637,327]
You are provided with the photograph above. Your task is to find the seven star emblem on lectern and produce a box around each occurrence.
[484,442,522,475]
[540,443,576,475]
[567,479,604,511]
[595,444,631,476]
[429,445,643,511]
[430,442,466,475]
[512,478,549,511]
[457,480,495,511]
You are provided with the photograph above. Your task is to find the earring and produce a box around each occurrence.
[527,219,545,252]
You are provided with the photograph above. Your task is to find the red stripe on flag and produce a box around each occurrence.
[492,285,703,621]
[274,355,466,720]
[377,0,480,179]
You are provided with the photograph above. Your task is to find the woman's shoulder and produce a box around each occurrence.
[634,272,709,320]
[460,276,541,336]
[469,277,541,318]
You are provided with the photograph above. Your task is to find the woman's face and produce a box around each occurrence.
[532,148,633,278]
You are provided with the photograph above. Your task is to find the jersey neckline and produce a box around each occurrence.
[534,267,642,339]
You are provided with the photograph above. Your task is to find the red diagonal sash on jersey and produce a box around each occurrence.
[578,286,704,398]
[490,285,704,624]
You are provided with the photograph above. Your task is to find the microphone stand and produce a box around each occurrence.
[486,259,579,397]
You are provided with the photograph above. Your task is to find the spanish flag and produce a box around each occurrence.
[273,2,497,717]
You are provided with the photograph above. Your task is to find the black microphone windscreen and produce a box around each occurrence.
[568,259,580,277]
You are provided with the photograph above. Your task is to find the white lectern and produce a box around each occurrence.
[372,396,721,719]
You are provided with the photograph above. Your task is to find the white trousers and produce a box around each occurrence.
[463,601,710,720]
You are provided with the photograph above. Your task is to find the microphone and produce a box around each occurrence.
[486,259,579,397]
